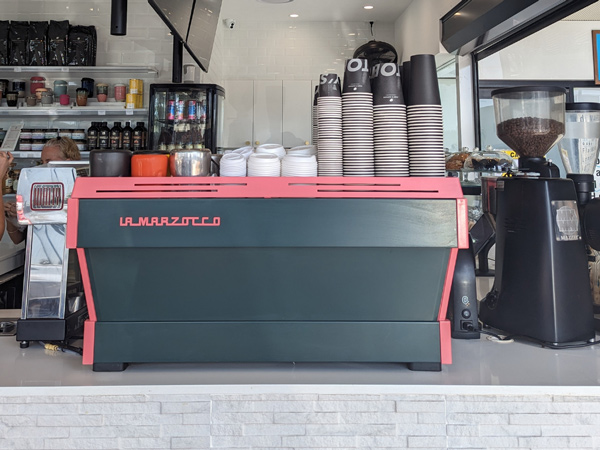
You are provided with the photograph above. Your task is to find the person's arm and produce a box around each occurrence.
[4,202,25,244]
[0,151,14,238]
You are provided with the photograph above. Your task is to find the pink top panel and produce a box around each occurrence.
[71,176,464,200]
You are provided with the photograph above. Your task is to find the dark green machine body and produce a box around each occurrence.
[77,198,458,371]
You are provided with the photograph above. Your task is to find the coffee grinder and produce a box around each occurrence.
[559,103,600,317]
[479,87,596,344]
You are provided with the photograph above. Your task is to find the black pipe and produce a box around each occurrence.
[172,36,183,83]
[111,0,128,36]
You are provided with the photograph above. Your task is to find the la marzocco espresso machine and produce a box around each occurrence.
[480,87,597,344]
[15,163,89,348]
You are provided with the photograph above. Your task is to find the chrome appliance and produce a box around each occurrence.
[15,162,89,348]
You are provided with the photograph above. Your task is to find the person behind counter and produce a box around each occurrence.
[4,137,81,244]
[0,150,15,239]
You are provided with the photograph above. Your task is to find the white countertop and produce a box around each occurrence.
[0,316,599,393]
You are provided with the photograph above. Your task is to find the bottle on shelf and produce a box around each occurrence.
[98,122,111,150]
[87,122,99,150]
[133,122,145,151]
[109,121,123,149]
[122,121,133,150]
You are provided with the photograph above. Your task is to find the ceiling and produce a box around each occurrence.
[219,0,414,23]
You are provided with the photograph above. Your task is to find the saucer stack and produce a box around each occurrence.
[317,73,343,176]
[342,58,374,177]
[247,153,281,177]
[407,54,445,177]
[220,153,247,177]
[371,62,409,176]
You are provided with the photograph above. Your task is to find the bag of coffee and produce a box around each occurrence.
[28,21,48,65]
[47,20,69,66]
[67,25,96,66]
[0,21,9,65]
[9,21,29,66]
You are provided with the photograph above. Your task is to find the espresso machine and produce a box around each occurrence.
[479,87,596,344]
[15,163,89,348]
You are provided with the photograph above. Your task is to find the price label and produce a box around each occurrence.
[98,110,106,116]
[14,67,21,72]
[126,110,133,115]
[501,150,519,159]
[61,67,69,72]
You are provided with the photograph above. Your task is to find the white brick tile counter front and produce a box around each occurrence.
[1,335,600,449]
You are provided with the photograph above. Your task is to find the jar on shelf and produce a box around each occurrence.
[58,130,72,139]
[71,129,86,140]
[96,83,109,102]
[31,140,45,152]
[0,79,9,95]
[45,129,58,140]
[20,129,32,140]
[114,84,126,102]
[19,139,32,151]
[30,76,45,95]
[6,91,18,107]
[53,80,68,97]
[74,140,87,151]
[12,79,26,98]
[26,95,37,107]
[32,129,45,140]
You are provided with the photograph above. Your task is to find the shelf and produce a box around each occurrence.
[0,66,159,77]
[0,105,148,117]
[11,151,91,159]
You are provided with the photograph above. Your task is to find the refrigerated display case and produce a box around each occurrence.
[148,84,225,153]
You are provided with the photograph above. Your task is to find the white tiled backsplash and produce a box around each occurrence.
[1,0,394,85]
[219,20,394,81]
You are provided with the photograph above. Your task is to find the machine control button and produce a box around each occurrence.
[461,309,471,319]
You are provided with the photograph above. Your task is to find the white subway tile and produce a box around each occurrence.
[171,436,211,449]
[479,424,542,436]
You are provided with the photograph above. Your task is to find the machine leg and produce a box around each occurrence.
[19,341,29,349]
[407,362,441,372]
[93,362,129,372]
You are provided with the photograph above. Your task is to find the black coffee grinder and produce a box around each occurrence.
[479,87,596,344]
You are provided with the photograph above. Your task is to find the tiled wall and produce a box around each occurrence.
[220,21,395,81]
[0,0,174,83]
[1,388,600,449]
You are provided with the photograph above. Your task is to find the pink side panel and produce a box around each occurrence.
[77,248,97,323]
[439,320,452,365]
[82,320,95,365]
[437,247,458,322]
[66,198,79,249]
[456,198,469,249]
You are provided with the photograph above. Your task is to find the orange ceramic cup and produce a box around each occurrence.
[131,153,169,177]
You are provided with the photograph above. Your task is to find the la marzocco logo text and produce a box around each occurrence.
[119,216,221,227]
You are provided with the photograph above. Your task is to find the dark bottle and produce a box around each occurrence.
[122,121,133,150]
[87,122,99,150]
[141,122,148,150]
[98,121,111,150]
[133,122,145,151]
[109,121,123,149]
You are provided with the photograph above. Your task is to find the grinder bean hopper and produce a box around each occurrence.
[479,87,596,344]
